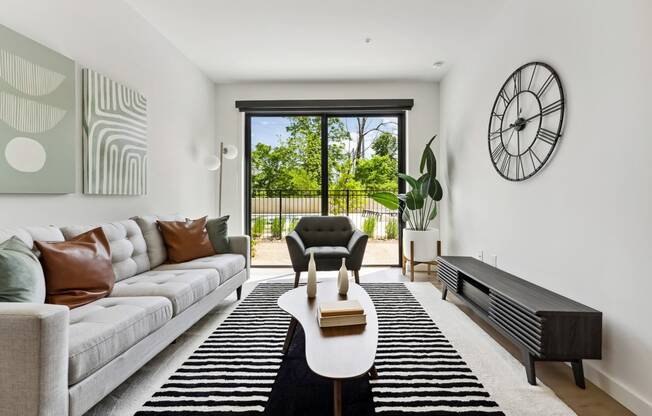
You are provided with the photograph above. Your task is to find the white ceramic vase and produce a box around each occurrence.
[403,228,440,262]
[338,258,349,295]
[307,252,317,298]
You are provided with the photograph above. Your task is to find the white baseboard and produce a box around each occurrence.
[583,361,652,416]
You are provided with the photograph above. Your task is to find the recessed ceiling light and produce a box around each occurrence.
[432,61,445,69]
[364,37,372,44]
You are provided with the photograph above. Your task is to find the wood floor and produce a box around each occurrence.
[413,269,634,416]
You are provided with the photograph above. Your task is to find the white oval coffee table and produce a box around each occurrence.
[278,280,378,416]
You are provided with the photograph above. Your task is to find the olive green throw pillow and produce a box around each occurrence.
[206,216,230,253]
[0,237,46,303]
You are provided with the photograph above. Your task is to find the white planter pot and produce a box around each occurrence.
[403,228,439,262]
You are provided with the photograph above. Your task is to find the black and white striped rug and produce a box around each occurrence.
[136,282,504,415]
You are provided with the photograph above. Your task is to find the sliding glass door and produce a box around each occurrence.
[245,113,404,267]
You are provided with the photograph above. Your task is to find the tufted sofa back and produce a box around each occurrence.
[60,220,150,282]
[0,225,65,248]
[295,216,354,248]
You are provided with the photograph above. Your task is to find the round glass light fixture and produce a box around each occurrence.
[203,155,221,171]
[223,144,238,160]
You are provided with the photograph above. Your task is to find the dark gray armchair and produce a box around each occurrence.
[286,216,368,287]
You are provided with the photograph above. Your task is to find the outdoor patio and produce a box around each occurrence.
[252,239,399,266]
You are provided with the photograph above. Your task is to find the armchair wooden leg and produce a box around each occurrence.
[354,270,360,284]
[401,254,406,276]
[293,271,301,288]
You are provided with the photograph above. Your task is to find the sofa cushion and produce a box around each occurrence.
[132,214,185,268]
[0,237,45,302]
[157,216,215,263]
[68,296,172,385]
[36,228,115,309]
[60,220,150,282]
[206,215,230,253]
[110,269,219,315]
[306,246,350,258]
[154,254,245,284]
[0,225,64,249]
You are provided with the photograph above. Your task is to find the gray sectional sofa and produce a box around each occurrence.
[0,215,250,416]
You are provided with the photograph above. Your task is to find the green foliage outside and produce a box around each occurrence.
[252,217,265,239]
[385,219,398,240]
[251,117,398,195]
[362,217,377,236]
[271,217,286,239]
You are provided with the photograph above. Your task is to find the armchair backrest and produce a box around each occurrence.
[294,216,354,247]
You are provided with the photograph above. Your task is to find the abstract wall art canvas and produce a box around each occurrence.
[82,68,147,195]
[0,24,76,193]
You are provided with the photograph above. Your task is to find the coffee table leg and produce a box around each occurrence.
[282,317,298,355]
[369,365,378,379]
[333,379,342,416]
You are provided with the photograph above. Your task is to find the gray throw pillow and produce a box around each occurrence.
[0,236,45,303]
[206,216,230,253]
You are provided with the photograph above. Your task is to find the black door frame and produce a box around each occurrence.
[244,112,406,267]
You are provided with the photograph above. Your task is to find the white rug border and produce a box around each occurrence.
[405,281,576,416]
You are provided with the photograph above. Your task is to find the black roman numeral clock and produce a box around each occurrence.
[488,62,565,181]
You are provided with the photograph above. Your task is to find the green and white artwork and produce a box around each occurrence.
[82,68,147,195]
[0,24,76,193]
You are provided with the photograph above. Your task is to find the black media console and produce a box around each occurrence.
[437,256,602,388]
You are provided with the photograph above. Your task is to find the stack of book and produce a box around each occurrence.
[318,300,366,328]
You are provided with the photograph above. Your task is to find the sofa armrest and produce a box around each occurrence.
[285,231,307,272]
[347,230,369,270]
[0,303,69,416]
[229,235,251,279]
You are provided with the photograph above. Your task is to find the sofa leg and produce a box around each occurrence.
[236,286,242,300]
[354,270,360,284]
[294,271,301,288]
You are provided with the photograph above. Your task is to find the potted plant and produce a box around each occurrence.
[371,135,442,262]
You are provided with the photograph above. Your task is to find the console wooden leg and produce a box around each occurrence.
[354,270,360,284]
[410,241,415,282]
[333,379,342,416]
[282,318,298,355]
[571,360,586,389]
[293,271,301,288]
[441,286,448,300]
[401,254,406,275]
[523,351,537,385]
[236,286,242,300]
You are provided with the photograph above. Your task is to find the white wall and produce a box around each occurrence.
[215,81,439,234]
[0,0,217,228]
[439,1,652,414]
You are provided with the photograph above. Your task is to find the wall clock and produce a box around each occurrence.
[488,62,565,181]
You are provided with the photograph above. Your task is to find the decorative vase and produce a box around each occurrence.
[403,228,440,262]
[338,258,349,295]
[307,252,317,298]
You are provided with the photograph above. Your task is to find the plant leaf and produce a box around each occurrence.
[432,179,443,201]
[420,134,438,174]
[370,192,400,210]
[405,190,424,210]
[429,203,438,220]
[398,173,418,190]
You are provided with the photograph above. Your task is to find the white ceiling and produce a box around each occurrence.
[126,0,505,83]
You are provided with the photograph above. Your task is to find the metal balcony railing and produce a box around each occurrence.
[250,189,399,240]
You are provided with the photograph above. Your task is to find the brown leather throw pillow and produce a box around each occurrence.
[157,216,215,263]
[35,227,115,309]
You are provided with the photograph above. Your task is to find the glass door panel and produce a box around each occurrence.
[327,116,400,265]
[249,116,322,266]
